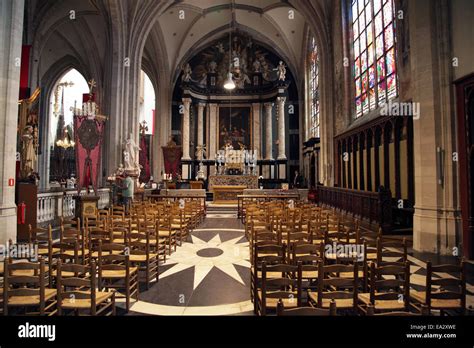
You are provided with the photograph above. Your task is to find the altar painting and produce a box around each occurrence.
[218,107,251,150]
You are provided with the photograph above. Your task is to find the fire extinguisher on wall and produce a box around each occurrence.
[18,202,26,225]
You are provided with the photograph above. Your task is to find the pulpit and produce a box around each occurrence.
[74,195,99,225]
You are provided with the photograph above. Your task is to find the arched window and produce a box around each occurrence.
[308,36,320,138]
[48,69,88,183]
[352,0,397,118]
[139,70,155,135]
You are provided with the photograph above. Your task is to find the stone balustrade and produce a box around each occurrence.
[37,188,111,226]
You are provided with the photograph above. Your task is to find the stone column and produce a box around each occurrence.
[410,0,461,255]
[276,96,287,160]
[197,102,205,151]
[252,103,261,159]
[0,0,25,244]
[264,102,273,160]
[181,98,191,160]
[208,104,218,161]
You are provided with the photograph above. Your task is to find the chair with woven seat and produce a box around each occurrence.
[256,262,302,316]
[128,231,159,289]
[376,237,408,266]
[156,213,178,255]
[358,261,411,314]
[3,257,57,315]
[60,217,89,264]
[366,303,427,316]
[56,260,115,316]
[251,243,287,308]
[97,241,139,311]
[291,243,323,291]
[28,224,58,257]
[410,260,466,315]
[277,298,336,316]
[308,262,359,312]
[171,206,187,244]
[50,241,80,281]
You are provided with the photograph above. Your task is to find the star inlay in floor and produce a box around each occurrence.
[127,221,253,316]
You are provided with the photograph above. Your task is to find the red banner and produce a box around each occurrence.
[162,146,182,177]
[74,116,105,194]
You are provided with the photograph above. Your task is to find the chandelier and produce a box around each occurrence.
[224,0,236,90]
[56,129,75,149]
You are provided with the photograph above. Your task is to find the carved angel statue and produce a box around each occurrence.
[195,144,207,161]
[181,63,192,82]
[123,137,140,171]
[253,59,261,73]
[276,61,287,81]
[208,61,217,73]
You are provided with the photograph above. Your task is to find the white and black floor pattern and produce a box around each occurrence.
[127,209,253,315]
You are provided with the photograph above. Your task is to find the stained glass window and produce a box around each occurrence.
[309,36,320,138]
[352,0,398,118]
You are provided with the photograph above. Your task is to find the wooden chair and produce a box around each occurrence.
[358,261,411,314]
[156,213,178,255]
[60,217,88,264]
[366,303,426,316]
[251,243,286,308]
[28,224,58,256]
[291,243,323,290]
[256,262,302,316]
[97,242,139,311]
[128,230,159,289]
[50,240,80,281]
[410,260,466,315]
[376,237,408,266]
[277,298,336,316]
[56,259,115,316]
[308,262,359,312]
[3,257,57,315]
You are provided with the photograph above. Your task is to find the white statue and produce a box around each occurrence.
[123,137,140,171]
[182,63,192,82]
[208,61,217,73]
[276,61,286,81]
[253,59,261,73]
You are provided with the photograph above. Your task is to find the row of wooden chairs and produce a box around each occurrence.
[246,201,467,316]
[3,257,116,316]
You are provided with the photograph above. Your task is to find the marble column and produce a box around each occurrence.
[276,96,287,160]
[208,104,218,161]
[0,0,25,244]
[181,98,191,160]
[252,103,261,159]
[197,102,205,151]
[264,102,273,160]
[208,104,219,176]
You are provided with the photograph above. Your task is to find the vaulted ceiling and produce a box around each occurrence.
[145,0,308,84]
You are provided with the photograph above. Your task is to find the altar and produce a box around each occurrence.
[208,175,258,191]
[208,175,258,203]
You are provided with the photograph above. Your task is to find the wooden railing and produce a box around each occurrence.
[317,185,392,233]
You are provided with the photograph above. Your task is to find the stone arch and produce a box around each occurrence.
[37,55,90,189]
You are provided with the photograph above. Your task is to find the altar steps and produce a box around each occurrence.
[206,202,238,218]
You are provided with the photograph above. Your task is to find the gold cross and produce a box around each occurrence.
[88,79,97,93]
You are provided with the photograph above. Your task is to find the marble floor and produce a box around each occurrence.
[127,208,253,315]
[123,205,474,315]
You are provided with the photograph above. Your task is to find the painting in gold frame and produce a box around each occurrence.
[218,106,251,150]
